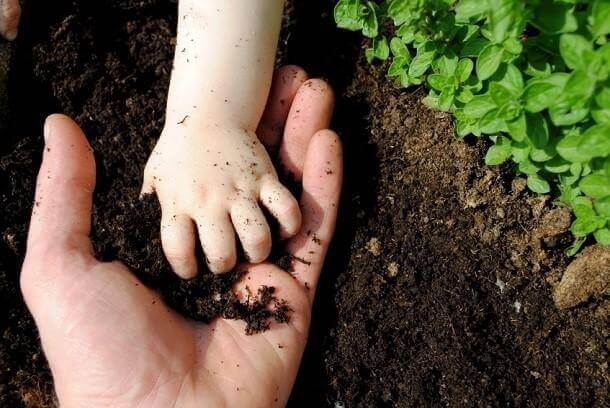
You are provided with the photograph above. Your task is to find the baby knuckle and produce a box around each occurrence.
[278,199,300,219]
[164,248,192,263]
[244,231,271,250]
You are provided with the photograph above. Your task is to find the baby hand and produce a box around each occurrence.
[142,125,301,278]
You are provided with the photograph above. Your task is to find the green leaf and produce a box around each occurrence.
[427,74,448,91]
[524,82,557,113]
[387,0,414,26]
[334,0,365,31]
[456,59,474,83]
[573,196,593,210]
[549,103,590,127]
[574,203,596,220]
[591,87,610,124]
[544,156,571,174]
[530,142,556,163]
[580,173,610,199]
[523,74,568,113]
[511,141,531,163]
[578,124,610,160]
[456,118,476,137]
[572,216,606,238]
[366,36,390,63]
[439,87,455,111]
[456,0,488,23]
[476,44,504,80]
[485,137,512,165]
[532,2,578,34]
[562,70,597,105]
[507,113,527,142]
[497,101,522,121]
[463,94,496,119]
[492,64,525,98]
[503,38,523,55]
[557,134,587,163]
[526,113,550,149]
[457,87,475,104]
[520,158,542,175]
[362,1,379,38]
[527,174,551,194]
[569,162,584,181]
[595,87,610,109]
[399,70,411,88]
[490,82,513,106]
[388,56,409,77]
[557,124,610,164]
[396,24,416,44]
[524,47,552,78]
[461,37,490,57]
[479,109,506,134]
[559,34,593,71]
[593,107,610,124]
[390,37,410,59]
[590,0,610,38]
[459,24,481,43]
[409,42,437,78]
[435,50,459,77]
[594,196,610,217]
[594,228,610,245]
[486,0,519,44]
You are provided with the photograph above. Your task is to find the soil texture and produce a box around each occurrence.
[0,0,608,407]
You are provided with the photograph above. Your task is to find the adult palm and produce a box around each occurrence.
[21,66,341,407]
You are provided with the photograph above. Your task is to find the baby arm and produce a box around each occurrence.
[143,0,302,277]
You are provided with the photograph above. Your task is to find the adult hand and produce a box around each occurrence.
[21,66,342,407]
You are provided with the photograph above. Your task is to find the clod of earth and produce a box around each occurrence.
[553,245,610,309]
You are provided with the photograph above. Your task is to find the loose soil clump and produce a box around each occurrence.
[0,0,608,407]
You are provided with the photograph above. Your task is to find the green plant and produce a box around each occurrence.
[335,0,610,252]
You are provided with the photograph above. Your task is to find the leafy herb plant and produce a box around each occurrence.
[335,0,610,252]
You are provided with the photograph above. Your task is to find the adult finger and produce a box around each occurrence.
[0,0,21,41]
[280,79,334,181]
[26,114,96,258]
[257,65,308,148]
[285,130,342,301]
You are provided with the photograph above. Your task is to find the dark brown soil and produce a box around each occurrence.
[0,0,608,407]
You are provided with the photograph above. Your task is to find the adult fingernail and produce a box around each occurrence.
[43,117,52,143]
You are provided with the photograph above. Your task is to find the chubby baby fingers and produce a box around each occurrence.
[230,199,272,263]
[160,213,198,280]
[195,210,237,274]
[260,179,302,239]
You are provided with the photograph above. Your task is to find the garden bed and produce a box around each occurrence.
[0,0,608,406]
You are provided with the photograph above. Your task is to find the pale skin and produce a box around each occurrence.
[0,0,20,40]
[22,66,341,407]
[142,0,303,277]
